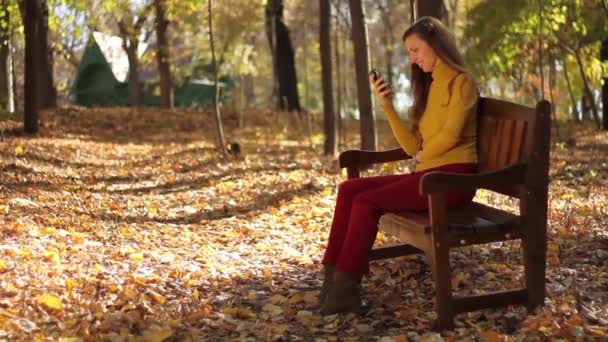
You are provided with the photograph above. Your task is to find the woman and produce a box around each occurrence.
[320,16,479,315]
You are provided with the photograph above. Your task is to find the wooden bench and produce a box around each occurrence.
[339,97,551,331]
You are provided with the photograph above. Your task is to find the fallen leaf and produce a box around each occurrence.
[38,294,62,310]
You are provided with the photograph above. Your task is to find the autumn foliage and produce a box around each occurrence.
[0,108,606,340]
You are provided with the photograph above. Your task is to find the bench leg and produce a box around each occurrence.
[428,247,454,331]
[523,235,546,311]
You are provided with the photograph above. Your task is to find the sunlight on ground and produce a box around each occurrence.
[0,108,606,340]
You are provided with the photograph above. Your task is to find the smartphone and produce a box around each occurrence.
[369,68,379,81]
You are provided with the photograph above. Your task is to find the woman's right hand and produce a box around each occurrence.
[370,73,394,108]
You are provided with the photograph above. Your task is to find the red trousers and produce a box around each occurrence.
[322,163,477,280]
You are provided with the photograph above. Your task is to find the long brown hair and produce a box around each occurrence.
[402,16,468,133]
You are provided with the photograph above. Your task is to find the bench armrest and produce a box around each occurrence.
[339,148,411,169]
[420,163,528,195]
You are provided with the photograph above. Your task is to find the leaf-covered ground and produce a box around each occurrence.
[0,107,606,341]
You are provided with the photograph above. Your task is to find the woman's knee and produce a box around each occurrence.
[351,193,380,215]
[337,179,363,198]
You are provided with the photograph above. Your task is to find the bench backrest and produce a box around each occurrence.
[476,97,551,196]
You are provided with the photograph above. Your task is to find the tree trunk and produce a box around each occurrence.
[334,15,343,147]
[580,95,590,121]
[208,0,227,155]
[119,12,149,108]
[377,0,394,86]
[349,0,376,150]
[20,0,54,111]
[265,0,279,107]
[562,58,579,122]
[601,39,608,130]
[124,42,141,107]
[276,17,300,111]
[154,0,173,108]
[36,0,55,109]
[415,0,445,20]
[320,0,337,156]
[0,0,11,111]
[266,0,300,112]
[11,38,16,112]
[573,49,600,127]
[549,50,560,139]
[38,0,57,109]
[23,0,39,133]
[445,0,460,31]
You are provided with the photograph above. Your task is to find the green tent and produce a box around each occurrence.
[71,32,230,108]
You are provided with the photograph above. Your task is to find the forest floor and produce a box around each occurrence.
[0,107,606,341]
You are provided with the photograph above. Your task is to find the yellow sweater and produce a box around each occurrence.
[384,61,478,171]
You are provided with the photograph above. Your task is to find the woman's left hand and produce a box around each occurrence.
[370,75,394,109]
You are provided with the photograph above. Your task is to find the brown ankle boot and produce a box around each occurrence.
[320,271,361,315]
[319,264,335,307]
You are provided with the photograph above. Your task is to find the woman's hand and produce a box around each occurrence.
[370,73,394,108]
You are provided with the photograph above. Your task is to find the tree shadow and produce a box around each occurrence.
[46,107,240,145]
[106,163,314,195]
[94,182,319,225]
[15,145,220,169]
[1,179,62,192]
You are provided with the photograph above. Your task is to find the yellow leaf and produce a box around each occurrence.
[484,272,496,280]
[548,244,560,253]
[321,187,333,197]
[311,206,326,216]
[288,292,305,304]
[44,250,61,263]
[94,264,104,273]
[132,274,148,285]
[270,324,288,335]
[18,247,33,259]
[262,304,283,316]
[193,289,199,300]
[39,227,57,235]
[66,279,77,291]
[148,206,159,214]
[493,264,508,272]
[108,202,121,211]
[296,310,314,323]
[38,293,62,310]
[14,146,25,155]
[130,253,144,262]
[268,295,289,305]
[149,290,166,304]
[587,326,606,336]
[71,232,84,243]
[255,243,271,251]
[0,204,8,213]
[0,260,5,271]
[141,329,173,342]
[58,337,82,342]
[221,306,256,319]
[124,286,138,299]
[288,170,304,182]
